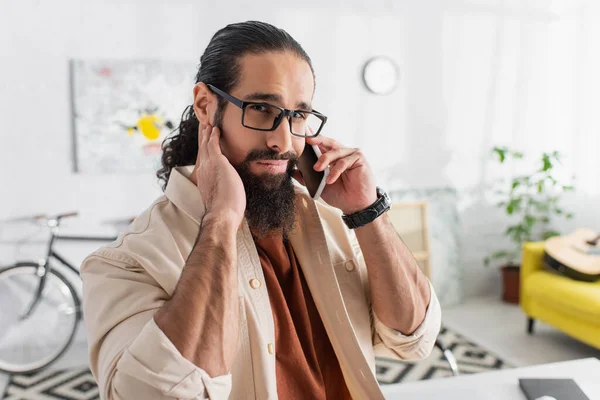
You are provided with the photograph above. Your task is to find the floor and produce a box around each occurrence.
[2,296,599,397]
[0,323,90,397]
[442,296,600,367]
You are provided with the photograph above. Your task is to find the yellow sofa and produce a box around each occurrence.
[520,241,600,349]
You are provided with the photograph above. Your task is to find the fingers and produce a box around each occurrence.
[198,123,208,147]
[326,153,361,184]
[207,126,223,156]
[197,124,212,162]
[306,134,339,152]
[314,147,358,171]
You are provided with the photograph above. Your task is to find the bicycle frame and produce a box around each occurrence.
[7,212,117,321]
[19,221,82,320]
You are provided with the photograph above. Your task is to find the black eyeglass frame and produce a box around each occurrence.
[206,84,327,138]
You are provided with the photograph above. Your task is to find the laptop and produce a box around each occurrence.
[519,378,589,400]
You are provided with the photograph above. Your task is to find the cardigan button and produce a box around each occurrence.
[267,343,275,354]
[249,278,261,289]
[345,260,356,272]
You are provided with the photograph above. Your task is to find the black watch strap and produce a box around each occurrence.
[342,187,391,229]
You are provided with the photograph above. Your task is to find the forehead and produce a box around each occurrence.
[233,51,315,107]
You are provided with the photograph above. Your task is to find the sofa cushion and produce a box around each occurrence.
[523,270,600,321]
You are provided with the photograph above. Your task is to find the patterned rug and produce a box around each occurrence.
[2,326,511,399]
[376,326,512,384]
[2,367,98,400]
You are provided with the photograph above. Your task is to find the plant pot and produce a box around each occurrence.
[501,264,520,304]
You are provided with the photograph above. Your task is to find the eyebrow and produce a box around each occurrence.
[243,92,312,111]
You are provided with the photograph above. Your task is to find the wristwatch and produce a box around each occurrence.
[342,187,391,229]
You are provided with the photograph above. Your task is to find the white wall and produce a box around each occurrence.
[1,0,599,299]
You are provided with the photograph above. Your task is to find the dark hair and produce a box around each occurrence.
[156,21,315,190]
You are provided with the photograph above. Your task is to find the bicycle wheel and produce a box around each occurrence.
[0,263,80,374]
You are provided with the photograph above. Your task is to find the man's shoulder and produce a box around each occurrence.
[85,195,196,268]
[81,195,198,294]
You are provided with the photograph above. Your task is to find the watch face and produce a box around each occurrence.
[376,187,391,204]
[362,57,400,95]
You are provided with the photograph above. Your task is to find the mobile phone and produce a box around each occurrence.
[296,143,330,200]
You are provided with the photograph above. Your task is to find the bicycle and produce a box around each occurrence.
[0,212,117,374]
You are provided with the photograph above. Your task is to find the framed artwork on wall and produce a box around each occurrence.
[69,59,195,173]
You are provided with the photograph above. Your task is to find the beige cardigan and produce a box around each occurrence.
[81,166,442,400]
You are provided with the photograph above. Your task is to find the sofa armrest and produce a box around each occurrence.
[520,241,547,313]
[521,241,546,280]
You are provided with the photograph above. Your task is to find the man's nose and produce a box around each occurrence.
[265,116,294,154]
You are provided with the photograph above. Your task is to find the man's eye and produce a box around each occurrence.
[250,104,270,113]
[293,111,307,119]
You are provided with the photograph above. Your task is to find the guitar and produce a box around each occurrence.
[544,228,600,282]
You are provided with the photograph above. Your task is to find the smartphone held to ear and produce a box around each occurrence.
[296,143,330,200]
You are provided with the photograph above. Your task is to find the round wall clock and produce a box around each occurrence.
[362,56,400,95]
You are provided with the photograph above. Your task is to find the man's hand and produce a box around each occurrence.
[300,135,378,215]
[193,124,246,226]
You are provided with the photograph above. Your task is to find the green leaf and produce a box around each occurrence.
[541,230,560,240]
[507,204,514,215]
[524,215,537,229]
[523,216,536,241]
[562,185,575,192]
[489,250,520,265]
[484,251,518,267]
[565,212,574,219]
[513,152,524,159]
[528,197,540,205]
[505,225,525,244]
[488,250,513,261]
[552,151,562,163]
[537,180,544,193]
[512,180,520,190]
[506,198,522,215]
[540,216,550,223]
[541,154,553,172]
[555,208,563,215]
[493,147,507,163]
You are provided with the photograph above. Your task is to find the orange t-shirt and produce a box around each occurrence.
[254,232,352,399]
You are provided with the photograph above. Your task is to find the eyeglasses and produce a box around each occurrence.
[207,84,327,138]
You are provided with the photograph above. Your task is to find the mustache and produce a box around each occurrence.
[244,149,298,163]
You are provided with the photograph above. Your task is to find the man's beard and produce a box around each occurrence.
[213,107,298,239]
[234,149,298,240]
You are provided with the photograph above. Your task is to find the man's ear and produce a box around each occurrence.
[192,82,218,125]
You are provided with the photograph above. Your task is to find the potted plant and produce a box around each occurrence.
[484,147,575,304]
